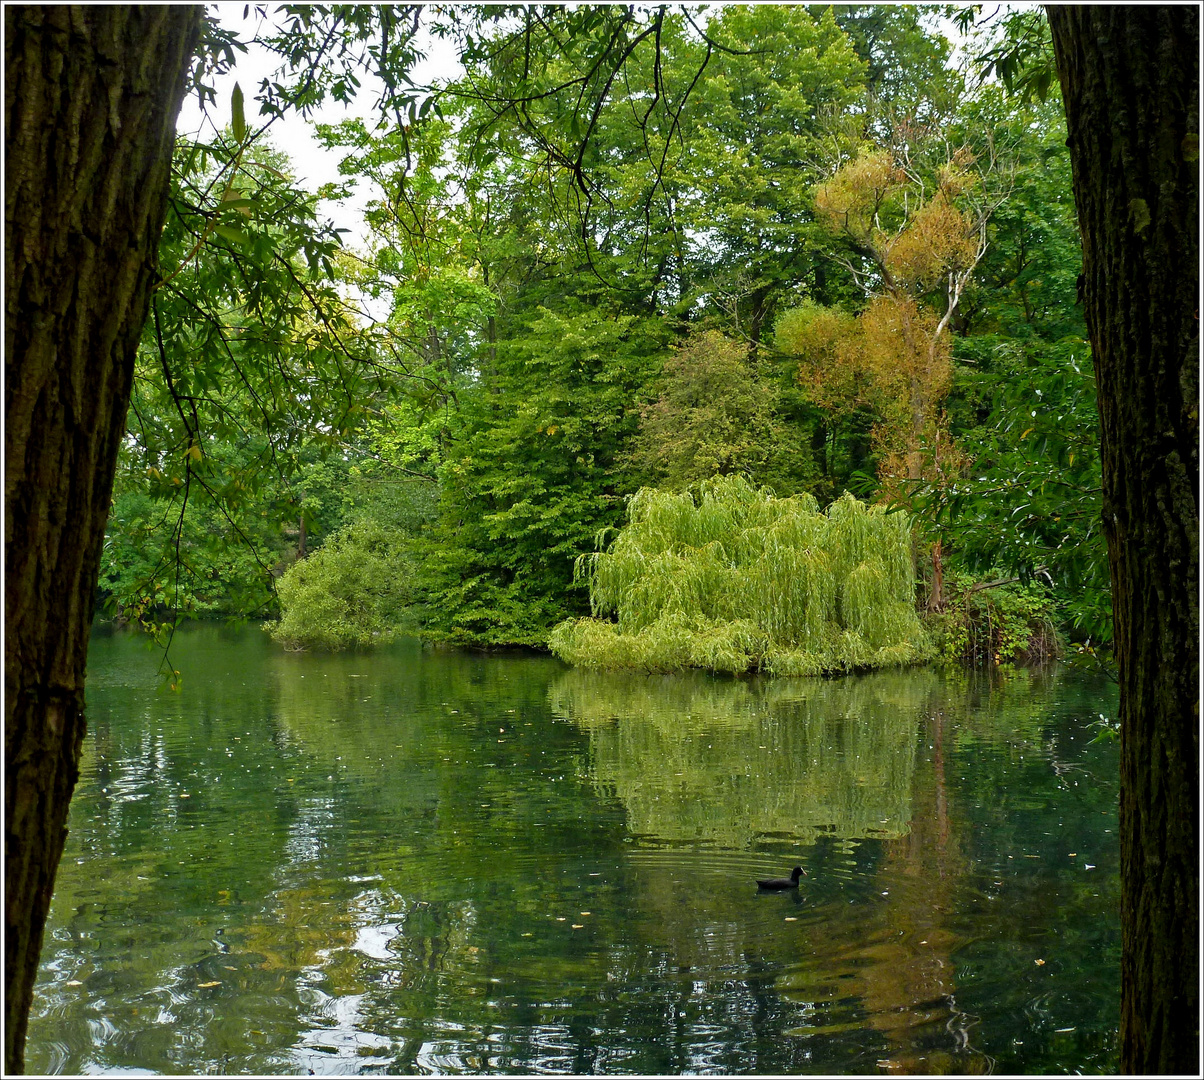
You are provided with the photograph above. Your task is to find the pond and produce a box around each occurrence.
[28,624,1120,1075]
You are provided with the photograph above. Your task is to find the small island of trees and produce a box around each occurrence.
[550,477,930,676]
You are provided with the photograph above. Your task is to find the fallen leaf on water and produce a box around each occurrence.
[571,924,584,929]
[1034,959,1046,967]
[198,981,222,988]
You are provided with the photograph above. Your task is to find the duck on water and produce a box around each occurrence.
[756,866,806,890]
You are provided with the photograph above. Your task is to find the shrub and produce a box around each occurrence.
[267,521,419,650]
[928,571,1063,666]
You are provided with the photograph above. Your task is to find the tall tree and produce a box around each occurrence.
[675,4,865,344]
[807,143,1007,476]
[1045,6,1199,1074]
[421,303,668,646]
[4,7,205,1071]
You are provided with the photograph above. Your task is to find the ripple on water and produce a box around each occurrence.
[36,1040,71,1076]
[80,1066,159,1077]
[29,631,1121,1076]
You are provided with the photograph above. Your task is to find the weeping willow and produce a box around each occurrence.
[548,475,931,675]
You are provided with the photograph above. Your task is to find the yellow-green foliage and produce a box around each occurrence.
[267,521,417,651]
[550,666,932,846]
[548,475,931,675]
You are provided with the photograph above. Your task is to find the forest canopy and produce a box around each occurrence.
[98,3,1102,662]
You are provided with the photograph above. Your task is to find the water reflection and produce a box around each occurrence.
[553,689,981,1072]
[28,627,1120,1075]
[552,667,935,846]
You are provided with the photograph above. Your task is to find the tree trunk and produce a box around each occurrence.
[1046,7,1199,1075]
[4,7,202,1073]
[927,538,944,614]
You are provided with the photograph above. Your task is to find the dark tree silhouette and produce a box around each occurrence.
[4,6,204,1072]
[1047,6,1199,1074]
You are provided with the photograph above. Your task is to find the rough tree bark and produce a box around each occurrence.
[1046,7,1199,1075]
[4,7,203,1073]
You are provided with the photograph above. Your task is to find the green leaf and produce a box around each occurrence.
[213,224,250,245]
[231,82,246,143]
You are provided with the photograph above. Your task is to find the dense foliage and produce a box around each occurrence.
[928,571,1061,667]
[102,4,1104,664]
[268,480,436,649]
[549,475,931,675]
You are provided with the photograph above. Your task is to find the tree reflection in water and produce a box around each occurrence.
[29,629,1118,1075]
[554,666,1087,1074]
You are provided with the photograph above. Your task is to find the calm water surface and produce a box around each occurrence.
[28,625,1120,1075]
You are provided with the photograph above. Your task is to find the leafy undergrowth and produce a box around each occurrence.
[926,570,1063,667]
[266,521,421,650]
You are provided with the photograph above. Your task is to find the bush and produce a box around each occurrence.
[548,475,932,675]
[267,521,419,650]
[928,571,1063,666]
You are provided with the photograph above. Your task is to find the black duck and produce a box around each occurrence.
[756,866,806,890]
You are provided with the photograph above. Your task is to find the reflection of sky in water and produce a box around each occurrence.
[352,919,401,962]
[291,991,395,1075]
[285,798,337,864]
